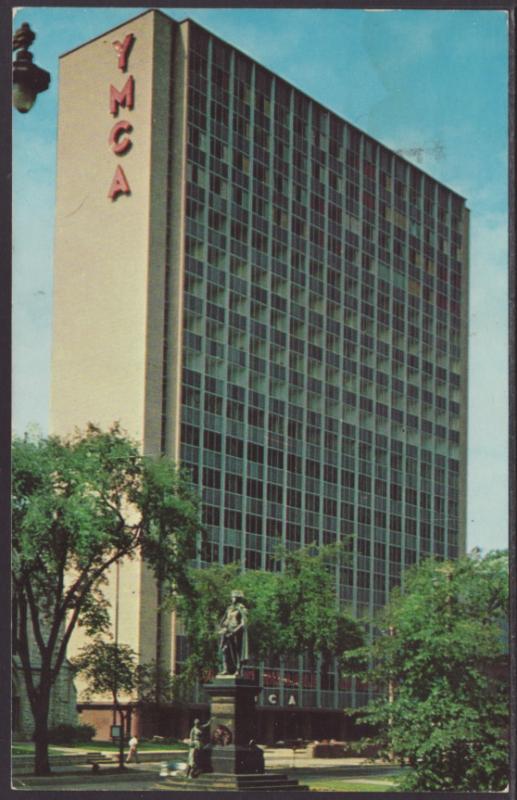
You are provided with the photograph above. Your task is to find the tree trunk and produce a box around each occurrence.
[33,713,51,776]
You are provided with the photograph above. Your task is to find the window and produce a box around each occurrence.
[181,423,199,447]
[267,483,283,503]
[268,449,284,469]
[287,488,301,507]
[305,459,320,479]
[248,443,264,463]
[224,510,242,529]
[247,479,263,499]
[203,467,220,488]
[226,437,243,458]
[246,550,261,569]
[205,394,223,414]
[225,473,243,494]
[266,518,282,536]
[204,505,220,525]
[204,430,221,451]
[390,483,402,501]
[246,514,262,534]
[306,494,319,512]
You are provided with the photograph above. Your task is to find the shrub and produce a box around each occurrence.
[47,723,96,744]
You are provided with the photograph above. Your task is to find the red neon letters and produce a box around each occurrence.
[108,33,135,201]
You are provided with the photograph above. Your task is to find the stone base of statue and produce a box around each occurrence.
[155,772,309,791]
[205,675,262,774]
[156,674,308,791]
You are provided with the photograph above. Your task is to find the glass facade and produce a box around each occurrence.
[174,23,467,711]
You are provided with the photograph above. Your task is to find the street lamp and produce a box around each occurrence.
[12,22,50,113]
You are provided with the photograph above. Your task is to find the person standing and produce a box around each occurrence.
[126,735,139,763]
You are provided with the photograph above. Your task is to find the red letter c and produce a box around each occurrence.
[109,120,133,155]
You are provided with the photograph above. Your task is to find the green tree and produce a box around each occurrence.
[133,660,179,705]
[272,546,364,669]
[72,639,137,704]
[172,545,364,688]
[72,639,180,761]
[12,423,202,775]
[71,638,137,769]
[344,551,509,791]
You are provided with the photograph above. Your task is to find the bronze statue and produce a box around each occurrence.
[212,724,233,746]
[218,589,249,676]
[186,717,212,778]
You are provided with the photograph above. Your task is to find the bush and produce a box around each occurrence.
[47,723,96,744]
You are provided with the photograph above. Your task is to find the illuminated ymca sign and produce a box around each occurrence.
[108,33,135,201]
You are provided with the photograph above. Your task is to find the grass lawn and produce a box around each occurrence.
[13,741,187,754]
[81,741,188,751]
[306,777,398,792]
[12,745,69,756]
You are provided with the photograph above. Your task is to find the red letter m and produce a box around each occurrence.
[110,75,134,116]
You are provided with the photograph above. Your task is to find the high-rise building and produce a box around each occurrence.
[51,9,469,741]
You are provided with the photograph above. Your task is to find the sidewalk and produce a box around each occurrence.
[265,749,397,777]
[12,747,188,774]
[12,746,399,787]
[14,745,390,769]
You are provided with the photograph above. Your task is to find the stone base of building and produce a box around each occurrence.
[76,699,367,745]
[156,772,309,791]
[77,702,135,740]
[13,658,78,739]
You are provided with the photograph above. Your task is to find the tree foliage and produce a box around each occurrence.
[71,639,137,706]
[272,546,364,668]
[12,424,202,774]
[134,660,179,705]
[171,545,364,688]
[72,639,180,707]
[344,552,509,791]
[72,637,142,769]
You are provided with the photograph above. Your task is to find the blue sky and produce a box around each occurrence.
[12,7,508,553]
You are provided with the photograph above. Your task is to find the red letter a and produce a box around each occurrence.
[108,165,131,201]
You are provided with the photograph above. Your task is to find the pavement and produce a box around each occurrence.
[12,747,400,791]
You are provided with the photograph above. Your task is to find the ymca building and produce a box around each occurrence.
[51,9,469,742]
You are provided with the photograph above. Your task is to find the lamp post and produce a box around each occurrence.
[12,22,50,113]
[114,559,126,771]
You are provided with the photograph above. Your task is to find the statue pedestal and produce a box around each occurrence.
[204,675,263,774]
[158,675,308,790]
